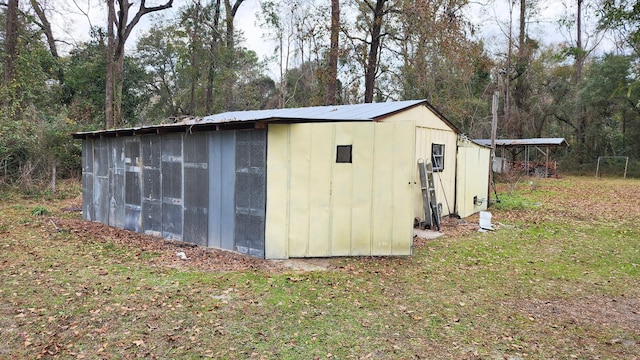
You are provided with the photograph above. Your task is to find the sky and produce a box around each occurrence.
[49,0,607,70]
[51,0,266,56]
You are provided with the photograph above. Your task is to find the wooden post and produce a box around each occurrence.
[624,156,629,178]
[545,146,549,178]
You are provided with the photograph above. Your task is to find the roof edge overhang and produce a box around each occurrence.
[71,99,457,140]
[71,117,383,139]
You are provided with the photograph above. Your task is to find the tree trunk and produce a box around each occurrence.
[205,0,222,115]
[364,0,386,103]
[114,48,125,126]
[29,0,63,83]
[189,2,202,116]
[105,0,173,129]
[513,0,527,138]
[326,0,340,105]
[223,0,244,110]
[105,0,116,129]
[575,0,586,163]
[576,0,583,82]
[503,1,513,136]
[4,0,19,88]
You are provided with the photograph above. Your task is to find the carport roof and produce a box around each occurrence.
[73,100,459,139]
[473,138,569,147]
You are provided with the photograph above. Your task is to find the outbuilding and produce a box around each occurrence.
[74,100,490,259]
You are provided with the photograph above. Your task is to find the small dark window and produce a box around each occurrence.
[432,143,444,172]
[336,145,352,163]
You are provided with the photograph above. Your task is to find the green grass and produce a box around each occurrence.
[1,176,640,359]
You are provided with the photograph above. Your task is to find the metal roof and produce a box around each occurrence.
[73,100,459,139]
[473,138,569,147]
[194,99,426,124]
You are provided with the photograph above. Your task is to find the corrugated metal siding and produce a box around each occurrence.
[208,132,236,250]
[141,135,163,236]
[124,138,141,232]
[93,139,109,224]
[234,130,267,258]
[265,121,414,259]
[81,139,94,221]
[456,140,490,218]
[184,133,209,246]
[81,130,267,257]
[161,134,183,241]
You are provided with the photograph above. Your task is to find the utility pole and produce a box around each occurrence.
[488,91,498,205]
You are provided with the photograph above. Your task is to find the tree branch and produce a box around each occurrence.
[553,114,578,132]
[124,0,173,43]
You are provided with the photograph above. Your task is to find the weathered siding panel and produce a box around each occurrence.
[264,126,289,259]
[81,139,94,221]
[141,135,162,236]
[93,140,109,225]
[184,133,209,247]
[124,138,141,232]
[307,124,333,257]
[161,134,183,241]
[265,121,415,259]
[349,123,375,256]
[208,131,236,250]
[234,130,266,258]
[456,140,490,218]
[413,127,457,219]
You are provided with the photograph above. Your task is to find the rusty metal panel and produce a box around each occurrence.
[183,133,208,246]
[234,129,266,258]
[141,135,162,236]
[81,139,94,221]
[124,138,141,232]
[161,134,183,241]
[208,131,236,251]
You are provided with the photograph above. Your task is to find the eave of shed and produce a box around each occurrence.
[72,99,461,139]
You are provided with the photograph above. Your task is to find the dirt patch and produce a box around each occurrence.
[510,295,640,334]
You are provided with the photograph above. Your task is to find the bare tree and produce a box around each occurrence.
[105,0,173,129]
[223,0,244,110]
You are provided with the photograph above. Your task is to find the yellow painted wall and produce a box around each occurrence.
[265,121,415,259]
[383,105,458,220]
[382,105,453,131]
[413,127,458,218]
[456,139,491,218]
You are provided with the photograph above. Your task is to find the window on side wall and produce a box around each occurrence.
[432,143,444,172]
[336,145,352,163]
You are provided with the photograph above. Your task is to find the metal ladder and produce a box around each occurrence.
[418,159,441,231]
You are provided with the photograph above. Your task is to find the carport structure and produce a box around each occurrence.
[474,138,569,177]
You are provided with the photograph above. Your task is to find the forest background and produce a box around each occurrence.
[1,0,640,190]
